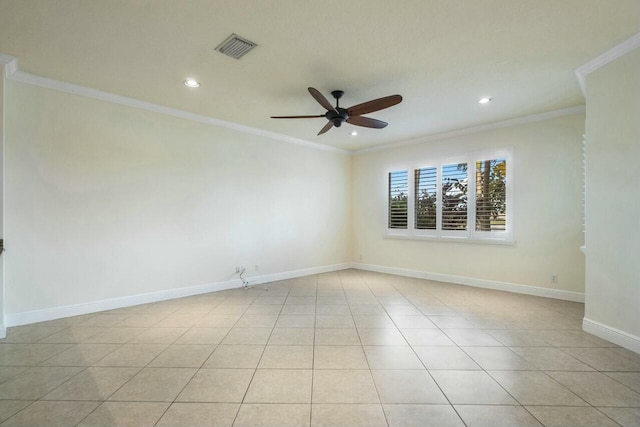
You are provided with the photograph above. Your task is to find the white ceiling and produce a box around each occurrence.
[1,0,638,151]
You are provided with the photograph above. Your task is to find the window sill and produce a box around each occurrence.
[384,233,515,246]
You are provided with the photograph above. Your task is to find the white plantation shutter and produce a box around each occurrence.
[441,163,468,231]
[388,170,408,229]
[414,167,437,230]
[475,158,507,232]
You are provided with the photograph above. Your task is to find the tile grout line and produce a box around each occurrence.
[381,276,476,426]
[366,271,468,427]
[0,306,175,425]
[343,269,391,427]
[535,346,634,426]
[4,334,119,426]
[75,295,231,427]
[229,284,288,426]
[391,275,624,427]
[155,293,245,426]
[309,273,318,427]
[207,288,262,426]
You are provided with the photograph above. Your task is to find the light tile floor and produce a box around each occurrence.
[0,269,639,426]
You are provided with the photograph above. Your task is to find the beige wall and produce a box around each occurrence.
[352,114,586,293]
[4,81,351,315]
[0,65,5,332]
[584,48,640,339]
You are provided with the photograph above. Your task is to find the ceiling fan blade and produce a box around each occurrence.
[347,95,403,116]
[308,87,337,112]
[347,116,388,129]
[271,115,326,119]
[317,121,334,135]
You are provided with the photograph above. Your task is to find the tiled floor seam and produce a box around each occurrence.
[229,286,287,427]
[74,294,234,427]
[385,274,634,427]
[309,273,318,427]
[345,275,389,427]
[371,272,469,427]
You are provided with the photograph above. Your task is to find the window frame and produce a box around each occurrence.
[385,147,514,244]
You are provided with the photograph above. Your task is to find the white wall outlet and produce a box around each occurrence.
[552,274,558,283]
[235,266,241,274]
[255,265,259,272]
[359,254,363,261]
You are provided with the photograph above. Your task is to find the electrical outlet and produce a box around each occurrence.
[552,274,558,284]
[359,254,363,261]
[255,265,259,272]
[235,266,241,274]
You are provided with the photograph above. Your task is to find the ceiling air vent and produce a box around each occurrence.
[215,33,257,59]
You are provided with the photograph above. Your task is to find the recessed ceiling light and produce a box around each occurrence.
[478,96,493,104]
[184,79,200,88]
[350,131,358,136]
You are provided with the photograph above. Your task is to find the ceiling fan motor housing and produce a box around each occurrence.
[327,108,349,127]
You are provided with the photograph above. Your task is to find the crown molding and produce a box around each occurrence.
[1,54,349,155]
[355,105,586,155]
[0,53,16,65]
[0,53,18,77]
[575,32,640,96]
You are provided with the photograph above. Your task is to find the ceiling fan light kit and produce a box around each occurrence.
[271,87,403,136]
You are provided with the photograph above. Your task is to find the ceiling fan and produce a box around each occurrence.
[271,87,403,135]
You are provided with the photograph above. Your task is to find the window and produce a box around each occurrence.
[386,149,512,243]
[388,170,408,229]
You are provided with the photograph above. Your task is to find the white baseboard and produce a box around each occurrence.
[351,262,585,302]
[583,317,640,354]
[251,263,352,285]
[5,279,242,327]
[4,263,352,327]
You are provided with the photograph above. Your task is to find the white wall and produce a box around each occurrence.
[352,114,586,295]
[584,47,640,348]
[4,81,351,318]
